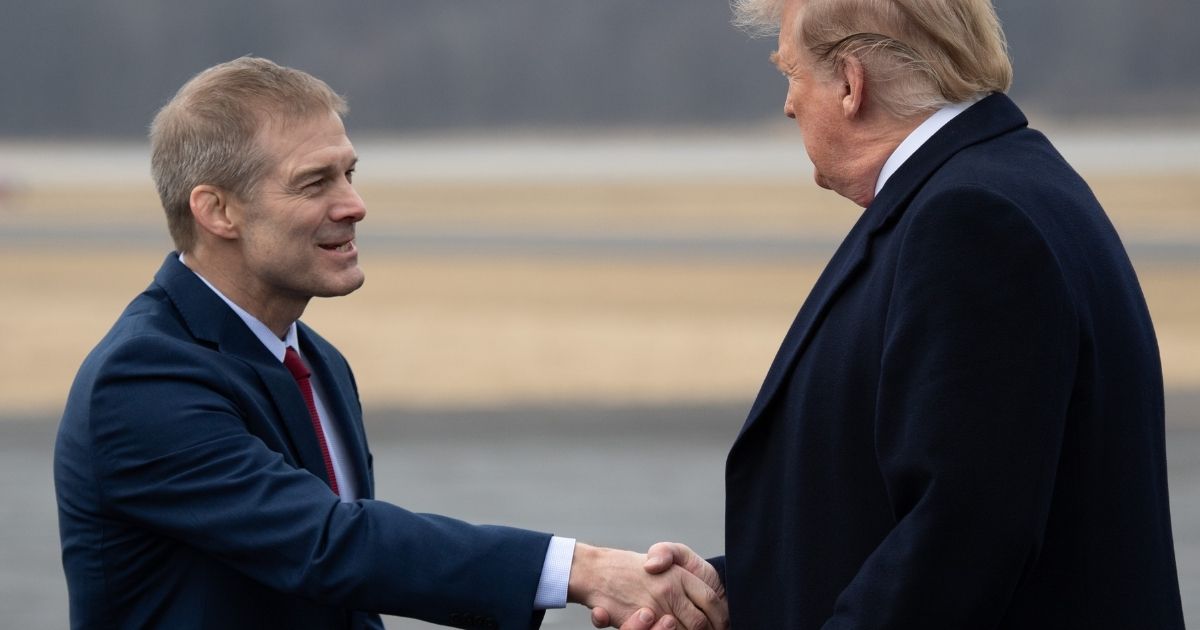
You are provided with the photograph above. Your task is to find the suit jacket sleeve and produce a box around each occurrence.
[88,333,550,630]
[823,186,1079,628]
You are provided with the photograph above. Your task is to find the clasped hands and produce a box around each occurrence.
[569,542,727,630]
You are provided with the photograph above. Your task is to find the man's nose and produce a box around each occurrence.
[332,184,366,223]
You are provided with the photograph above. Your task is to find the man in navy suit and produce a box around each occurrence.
[606,0,1186,627]
[54,57,728,630]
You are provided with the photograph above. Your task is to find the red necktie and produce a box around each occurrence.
[283,346,340,495]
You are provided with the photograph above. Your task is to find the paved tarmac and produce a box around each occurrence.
[2,224,1199,265]
[4,397,1197,629]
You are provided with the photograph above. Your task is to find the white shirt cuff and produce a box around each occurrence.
[532,536,575,610]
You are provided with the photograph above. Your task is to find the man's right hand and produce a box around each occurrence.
[586,542,727,630]
[568,542,728,630]
[585,540,724,628]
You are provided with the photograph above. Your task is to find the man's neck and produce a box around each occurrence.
[839,118,924,208]
[180,249,306,339]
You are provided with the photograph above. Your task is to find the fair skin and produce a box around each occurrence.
[598,2,936,628]
[592,543,721,630]
[184,109,366,338]
[181,106,729,629]
[569,543,729,630]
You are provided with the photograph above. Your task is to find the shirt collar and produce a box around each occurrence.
[874,97,981,197]
[178,253,298,362]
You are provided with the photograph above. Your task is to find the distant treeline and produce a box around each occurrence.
[4,0,1197,137]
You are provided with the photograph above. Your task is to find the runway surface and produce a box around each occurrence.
[4,396,1198,629]
[2,224,1199,265]
[2,135,1195,626]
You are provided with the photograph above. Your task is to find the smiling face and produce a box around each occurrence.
[229,110,366,318]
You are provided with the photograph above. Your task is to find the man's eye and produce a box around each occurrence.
[304,179,325,190]
[345,169,355,183]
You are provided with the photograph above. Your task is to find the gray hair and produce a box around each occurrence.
[733,0,1012,118]
[149,56,348,251]
[731,0,788,37]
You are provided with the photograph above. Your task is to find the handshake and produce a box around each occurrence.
[569,541,728,630]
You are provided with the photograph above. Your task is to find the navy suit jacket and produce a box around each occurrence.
[55,253,551,630]
[714,94,1184,628]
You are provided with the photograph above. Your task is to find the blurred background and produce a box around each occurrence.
[1,1,1197,627]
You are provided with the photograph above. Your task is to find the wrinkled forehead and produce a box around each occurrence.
[781,0,807,37]
[775,0,808,51]
[252,109,351,176]
[771,1,810,68]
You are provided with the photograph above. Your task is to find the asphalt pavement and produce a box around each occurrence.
[3,398,1197,629]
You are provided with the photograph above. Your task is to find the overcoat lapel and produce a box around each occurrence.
[734,93,1030,442]
[154,253,339,488]
[736,199,878,441]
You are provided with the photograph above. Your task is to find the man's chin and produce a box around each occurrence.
[314,271,366,298]
[813,170,832,191]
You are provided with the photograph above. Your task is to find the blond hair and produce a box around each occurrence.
[149,56,348,251]
[733,0,1012,118]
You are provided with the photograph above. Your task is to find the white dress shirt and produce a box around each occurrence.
[180,254,573,609]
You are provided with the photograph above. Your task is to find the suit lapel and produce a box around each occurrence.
[247,356,340,487]
[154,253,339,487]
[734,94,1030,442]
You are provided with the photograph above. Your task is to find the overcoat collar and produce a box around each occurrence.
[153,253,368,492]
[735,93,1029,442]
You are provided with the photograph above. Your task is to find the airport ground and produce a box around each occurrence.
[0,137,1197,627]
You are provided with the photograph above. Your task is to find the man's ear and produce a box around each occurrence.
[189,185,239,241]
[839,55,866,119]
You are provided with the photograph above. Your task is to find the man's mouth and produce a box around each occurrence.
[319,240,355,253]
